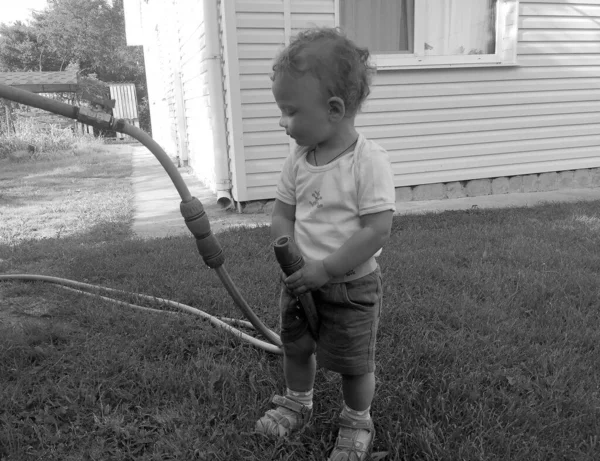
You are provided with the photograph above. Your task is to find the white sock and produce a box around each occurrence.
[340,403,372,447]
[286,388,313,409]
[342,403,370,420]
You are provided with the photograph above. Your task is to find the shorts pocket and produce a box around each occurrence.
[342,270,381,311]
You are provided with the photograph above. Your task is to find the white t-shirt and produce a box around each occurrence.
[276,134,396,283]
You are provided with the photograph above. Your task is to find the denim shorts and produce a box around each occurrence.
[280,266,382,376]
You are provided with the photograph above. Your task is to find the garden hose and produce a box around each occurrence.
[274,236,320,340]
[0,83,283,354]
[0,274,282,355]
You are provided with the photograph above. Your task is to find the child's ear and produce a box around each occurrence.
[327,97,346,121]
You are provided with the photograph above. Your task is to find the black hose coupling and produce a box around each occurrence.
[113,118,126,133]
[77,106,113,131]
[180,197,225,268]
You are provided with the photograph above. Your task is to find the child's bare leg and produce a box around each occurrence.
[284,331,317,391]
[341,372,375,410]
[256,331,316,436]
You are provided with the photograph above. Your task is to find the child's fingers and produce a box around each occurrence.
[283,270,302,286]
[294,287,309,296]
[280,286,299,308]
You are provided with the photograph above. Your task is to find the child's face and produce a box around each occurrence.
[272,72,332,147]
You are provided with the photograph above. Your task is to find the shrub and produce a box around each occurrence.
[0,117,105,161]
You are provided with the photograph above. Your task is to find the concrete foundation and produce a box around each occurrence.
[240,167,600,214]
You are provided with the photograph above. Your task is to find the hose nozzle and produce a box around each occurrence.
[273,235,320,340]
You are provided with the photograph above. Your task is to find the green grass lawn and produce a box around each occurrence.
[1,149,599,460]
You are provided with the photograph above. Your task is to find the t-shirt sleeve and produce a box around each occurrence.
[275,151,297,206]
[357,142,396,216]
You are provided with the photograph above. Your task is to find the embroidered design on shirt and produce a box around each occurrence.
[309,190,323,208]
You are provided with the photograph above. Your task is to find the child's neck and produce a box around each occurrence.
[313,124,359,165]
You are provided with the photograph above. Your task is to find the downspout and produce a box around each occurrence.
[204,0,233,210]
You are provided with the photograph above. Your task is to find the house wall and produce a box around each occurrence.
[220,0,246,201]
[138,0,179,159]
[360,1,600,188]
[131,0,229,193]
[139,20,173,155]
[158,3,183,162]
[177,0,218,188]
[231,0,600,201]
[233,0,335,200]
[224,0,286,201]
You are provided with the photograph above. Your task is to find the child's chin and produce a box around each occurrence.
[289,135,313,147]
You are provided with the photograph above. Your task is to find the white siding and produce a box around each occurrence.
[290,0,336,36]
[362,0,600,187]
[217,0,237,198]
[222,0,248,200]
[218,0,234,198]
[134,1,175,156]
[234,0,287,200]
[233,0,335,200]
[154,2,182,163]
[136,0,227,192]
[177,0,217,189]
[232,0,600,200]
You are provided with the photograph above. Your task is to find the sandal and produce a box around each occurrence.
[328,415,375,461]
[255,394,313,437]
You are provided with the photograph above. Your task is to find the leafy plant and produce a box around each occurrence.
[0,116,104,161]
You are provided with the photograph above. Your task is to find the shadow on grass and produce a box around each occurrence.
[0,217,291,460]
[0,148,133,246]
[2,201,600,460]
[0,194,42,207]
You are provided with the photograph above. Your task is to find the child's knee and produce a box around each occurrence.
[283,333,316,360]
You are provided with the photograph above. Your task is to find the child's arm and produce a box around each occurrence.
[323,209,393,277]
[284,209,393,294]
[271,199,296,241]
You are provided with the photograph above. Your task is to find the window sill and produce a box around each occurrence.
[375,60,519,71]
[373,52,519,71]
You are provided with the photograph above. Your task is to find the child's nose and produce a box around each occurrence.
[279,116,287,128]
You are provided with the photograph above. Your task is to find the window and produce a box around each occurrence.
[337,0,519,69]
[340,0,415,54]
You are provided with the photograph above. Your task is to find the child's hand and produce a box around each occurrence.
[279,283,299,308]
[284,259,330,295]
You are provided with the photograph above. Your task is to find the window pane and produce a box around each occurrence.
[340,0,415,54]
[423,0,497,56]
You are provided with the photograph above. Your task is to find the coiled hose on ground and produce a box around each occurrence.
[0,83,283,355]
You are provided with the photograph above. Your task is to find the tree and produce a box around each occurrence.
[0,0,151,133]
[0,21,62,72]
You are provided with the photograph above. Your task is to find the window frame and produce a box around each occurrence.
[334,0,519,70]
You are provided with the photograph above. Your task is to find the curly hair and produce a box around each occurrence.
[271,27,376,116]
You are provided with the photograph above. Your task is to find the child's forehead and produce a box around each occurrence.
[273,72,324,98]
